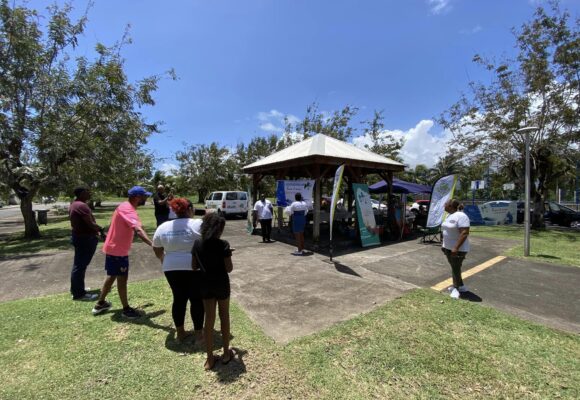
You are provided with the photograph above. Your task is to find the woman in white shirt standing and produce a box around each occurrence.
[153,198,203,342]
[289,193,308,255]
[441,199,470,299]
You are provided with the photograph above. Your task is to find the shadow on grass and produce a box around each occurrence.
[536,254,561,260]
[0,227,72,257]
[109,306,171,333]
[214,347,248,384]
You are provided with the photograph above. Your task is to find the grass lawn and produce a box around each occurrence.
[469,225,580,267]
[0,205,165,257]
[0,284,578,400]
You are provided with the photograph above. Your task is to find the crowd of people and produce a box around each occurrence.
[69,186,235,370]
[68,186,470,372]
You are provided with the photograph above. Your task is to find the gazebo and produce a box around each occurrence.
[242,134,405,243]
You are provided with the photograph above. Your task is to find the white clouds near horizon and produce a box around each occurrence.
[352,120,452,168]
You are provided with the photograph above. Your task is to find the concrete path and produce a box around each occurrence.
[1,219,578,343]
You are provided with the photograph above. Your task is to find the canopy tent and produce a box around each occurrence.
[369,178,431,194]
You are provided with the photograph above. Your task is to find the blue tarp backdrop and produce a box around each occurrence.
[368,178,432,194]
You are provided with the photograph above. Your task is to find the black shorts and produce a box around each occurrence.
[201,285,230,300]
[105,255,129,276]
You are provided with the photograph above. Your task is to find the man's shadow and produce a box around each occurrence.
[460,291,482,302]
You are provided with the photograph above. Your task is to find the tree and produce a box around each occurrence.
[361,110,405,161]
[428,149,465,183]
[439,2,579,227]
[285,102,359,141]
[176,142,236,202]
[234,134,282,192]
[0,1,170,237]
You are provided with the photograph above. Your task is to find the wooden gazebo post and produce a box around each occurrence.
[313,165,321,245]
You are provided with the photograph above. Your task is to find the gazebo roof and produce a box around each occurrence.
[243,134,404,176]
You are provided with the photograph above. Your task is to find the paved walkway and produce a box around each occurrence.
[1,219,578,342]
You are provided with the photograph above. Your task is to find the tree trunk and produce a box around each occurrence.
[198,189,208,204]
[20,195,40,238]
[532,180,546,229]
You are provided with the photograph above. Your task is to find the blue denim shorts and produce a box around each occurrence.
[105,255,129,276]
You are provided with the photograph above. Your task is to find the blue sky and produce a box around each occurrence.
[29,0,580,170]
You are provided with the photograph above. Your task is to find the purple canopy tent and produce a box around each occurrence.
[368,178,431,194]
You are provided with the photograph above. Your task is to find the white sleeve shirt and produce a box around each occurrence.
[152,218,202,271]
[442,211,470,252]
[254,200,273,219]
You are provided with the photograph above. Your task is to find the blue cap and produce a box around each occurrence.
[127,186,152,197]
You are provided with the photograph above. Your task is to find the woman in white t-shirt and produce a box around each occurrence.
[289,193,308,255]
[153,198,203,342]
[441,199,470,299]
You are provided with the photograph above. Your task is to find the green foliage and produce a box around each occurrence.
[176,142,238,201]
[439,2,579,227]
[361,110,404,161]
[285,102,359,141]
[0,1,171,237]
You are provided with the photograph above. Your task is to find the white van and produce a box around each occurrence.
[205,191,249,218]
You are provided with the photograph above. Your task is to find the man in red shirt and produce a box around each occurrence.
[92,186,153,318]
[69,187,102,300]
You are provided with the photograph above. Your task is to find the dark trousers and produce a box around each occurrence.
[71,235,98,298]
[259,218,272,241]
[155,214,169,227]
[443,248,466,287]
[164,270,204,330]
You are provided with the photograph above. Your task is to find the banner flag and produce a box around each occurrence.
[329,165,345,241]
[246,186,254,234]
[426,175,458,228]
[352,183,381,247]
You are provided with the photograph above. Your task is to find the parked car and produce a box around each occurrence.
[544,201,580,227]
[370,199,387,211]
[411,200,430,213]
[205,191,249,218]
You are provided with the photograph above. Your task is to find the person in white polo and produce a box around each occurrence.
[253,193,274,243]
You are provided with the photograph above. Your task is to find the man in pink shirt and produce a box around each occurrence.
[92,186,153,318]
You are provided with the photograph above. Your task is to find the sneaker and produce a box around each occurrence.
[292,250,303,256]
[301,250,307,255]
[450,288,460,299]
[73,293,98,301]
[122,306,142,319]
[92,300,112,315]
[458,285,469,293]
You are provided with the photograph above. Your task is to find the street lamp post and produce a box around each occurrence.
[517,126,539,257]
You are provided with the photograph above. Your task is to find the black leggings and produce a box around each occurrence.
[164,270,204,330]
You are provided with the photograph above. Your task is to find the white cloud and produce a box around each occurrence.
[260,122,283,133]
[460,25,482,35]
[257,109,284,122]
[428,0,452,15]
[256,109,299,133]
[159,163,178,174]
[352,119,453,168]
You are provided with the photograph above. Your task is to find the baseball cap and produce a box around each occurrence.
[128,186,152,197]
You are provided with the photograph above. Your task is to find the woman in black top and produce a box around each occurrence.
[192,212,234,370]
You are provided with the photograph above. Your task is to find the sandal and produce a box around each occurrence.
[204,355,218,371]
[221,348,236,365]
